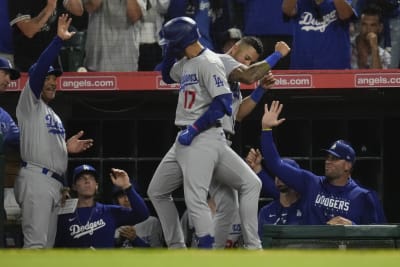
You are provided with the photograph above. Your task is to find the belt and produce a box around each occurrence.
[177,121,222,131]
[21,161,65,185]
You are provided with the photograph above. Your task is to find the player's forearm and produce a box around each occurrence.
[64,0,84,16]
[126,0,143,23]
[231,52,282,84]
[282,0,297,17]
[333,0,354,20]
[236,96,258,122]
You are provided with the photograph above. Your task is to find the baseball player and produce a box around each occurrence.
[148,17,290,249]
[210,39,291,248]
[55,165,149,248]
[259,100,381,225]
[113,186,165,247]
[0,57,20,147]
[14,14,94,248]
[155,39,289,248]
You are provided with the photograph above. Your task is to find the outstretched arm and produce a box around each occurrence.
[29,14,75,98]
[229,42,290,84]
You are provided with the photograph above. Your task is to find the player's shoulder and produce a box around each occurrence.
[202,49,224,64]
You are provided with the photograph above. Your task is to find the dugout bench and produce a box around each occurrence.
[262,225,400,249]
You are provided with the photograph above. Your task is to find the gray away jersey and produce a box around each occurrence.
[218,54,244,134]
[16,81,68,175]
[170,49,231,126]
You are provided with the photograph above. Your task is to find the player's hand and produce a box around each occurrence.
[57,13,75,41]
[246,148,263,173]
[326,216,353,225]
[110,168,132,189]
[60,187,70,207]
[178,125,199,146]
[274,41,291,57]
[119,226,137,241]
[259,72,275,90]
[262,100,286,129]
[66,130,94,153]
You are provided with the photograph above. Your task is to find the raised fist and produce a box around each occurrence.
[275,41,291,57]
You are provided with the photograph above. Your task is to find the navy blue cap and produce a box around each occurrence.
[72,164,98,184]
[0,57,20,80]
[47,65,62,77]
[323,140,356,163]
[28,63,62,77]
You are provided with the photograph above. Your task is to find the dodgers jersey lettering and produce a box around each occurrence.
[16,81,67,175]
[290,0,353,69]
[170,48,231,126]
[55,187,149,248]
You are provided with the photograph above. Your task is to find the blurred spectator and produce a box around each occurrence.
[353,0,398,52]
[83,0,146,71]
[164,0,216,50]
[8,0,84,72]
[138,0,170,71]
[218,27,243,53]
[210,0,242,53]
[236,0,293,69]
[352,4,391,68]
[0,0,14,63]
[282,0,356,69]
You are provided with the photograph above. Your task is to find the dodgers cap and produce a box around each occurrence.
[323,140,356,163]
[72,164,98,184]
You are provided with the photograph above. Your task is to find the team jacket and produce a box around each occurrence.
[260,130,379,225]
[55,187,149,248]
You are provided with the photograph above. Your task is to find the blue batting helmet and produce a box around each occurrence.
[159,16,200,52]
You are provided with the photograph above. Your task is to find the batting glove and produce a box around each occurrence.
[178,125,199,146]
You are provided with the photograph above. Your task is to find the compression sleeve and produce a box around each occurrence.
[160,56,176,84]
[260,130,315,195]
[122,186,150,225]
[28,36,63,99]
[193,93,232,132]
[264,52,282,70]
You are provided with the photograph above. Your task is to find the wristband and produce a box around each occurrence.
[264,51,283,69]
[250,86,265,103]
[262,128,272,131]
